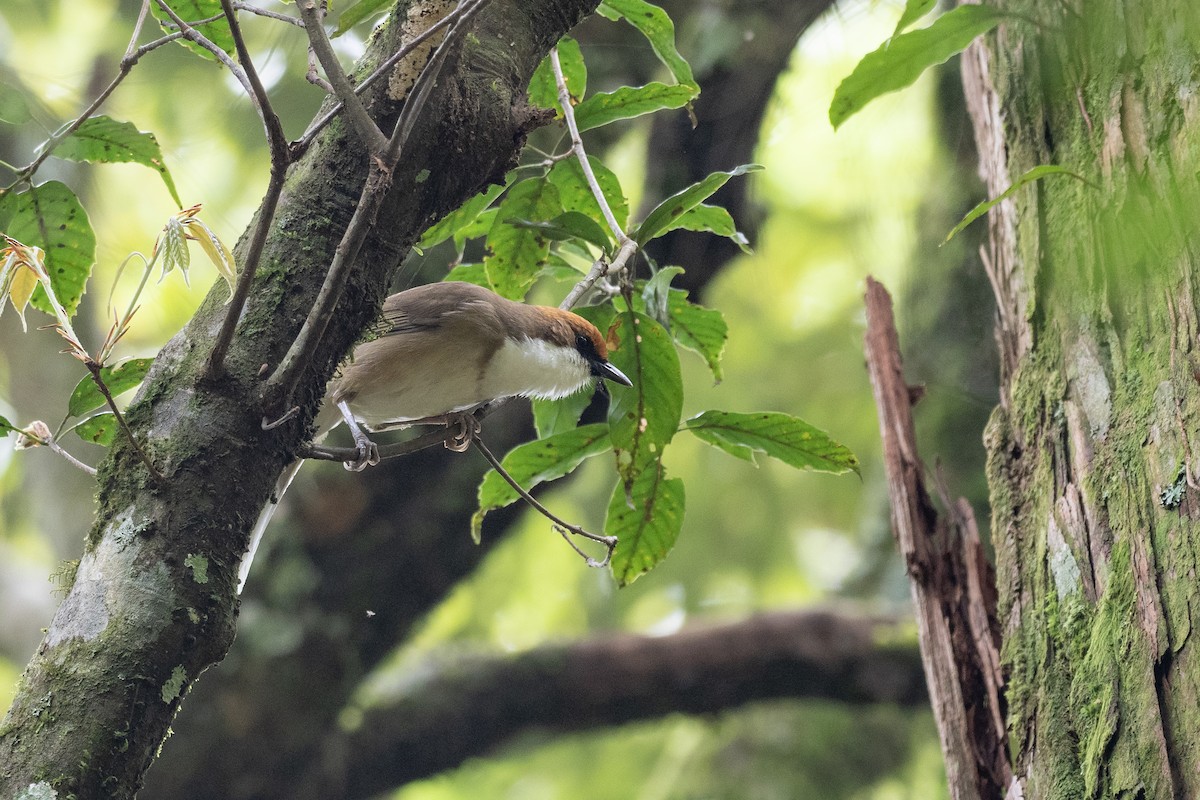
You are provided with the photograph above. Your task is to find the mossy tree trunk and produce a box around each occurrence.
[962,1,1200,796]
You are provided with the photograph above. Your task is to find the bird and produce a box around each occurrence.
[239,281,632,590]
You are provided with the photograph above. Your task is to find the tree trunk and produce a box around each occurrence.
[962,1,1200,796]
[0,2,599,797]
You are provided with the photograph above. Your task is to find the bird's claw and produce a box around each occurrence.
[343,440,380,472]
[444,412,481,453]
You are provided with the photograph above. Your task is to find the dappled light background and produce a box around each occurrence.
[0,0,997,796]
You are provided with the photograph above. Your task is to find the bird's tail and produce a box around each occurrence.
[239,457,305,593]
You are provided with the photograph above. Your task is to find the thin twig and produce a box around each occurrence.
[292,0,472,154]
[48,439,99,476]
[560,236,638,311]
[85,361,165,483]
[301,423,463,462]
[472,434,616,568]
[549,47,628,243]
[4,1,201,191]
[152,0,255,99]
[233,1,303,26]
[261,0,489,419]
[204,0,293,379]
[296,0,388,153]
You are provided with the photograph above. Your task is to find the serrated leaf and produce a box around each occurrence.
[685,410,859,474]
[943,165,1088,245]
[419,181,508,250]
[573,82,697,132]
[607,312,683,488]
[597,0,696,89]
[548,156,629,234]
[74,413,118,446]
[484,178,562,299]
[151,0,236,61]
[893,0,937,36]
[634,164,762,246]
[830,5,1004,130]
[0,181,95,318]
[605,452,684,586]
[528,36,587,109]
[668,289,727,382]
[471,423,613,542]
[333,0,392,36]
[509,211,613,254]
[54,116,181,206]
[67,358,154,418]
[666,203,752,253]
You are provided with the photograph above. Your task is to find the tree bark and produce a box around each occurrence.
[961,1,1200,797]
[0,2,600,797]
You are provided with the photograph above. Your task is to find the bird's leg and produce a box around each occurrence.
[337,399,380,471]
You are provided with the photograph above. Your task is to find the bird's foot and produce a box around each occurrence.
[442,412,481,453]
[343,439,380,472]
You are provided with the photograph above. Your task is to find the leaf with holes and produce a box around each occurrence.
[471,423,613,542]
[74,413,118,446]
[597,0,696,89]
[528,36,587,109]
[605,451,684,586]
[0,181,95,318]
[151,0,236,61]
[484,178,562,299]
[606,312,682,487]
[573,82,697,133]
[55,117,181,206]
[67,358,154,418]
[634,164,761,246]
[548,156,629,235]
[685,410,859,473]
[830,4,1004,129]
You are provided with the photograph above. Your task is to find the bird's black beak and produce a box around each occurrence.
[591,360,632,387]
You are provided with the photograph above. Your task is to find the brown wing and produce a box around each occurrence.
[378,281,499,336]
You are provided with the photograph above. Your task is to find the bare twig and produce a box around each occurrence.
[472,433,616,568]
[292,0,475,154]
[296,0,389,153]
[47,438,99,476]
[233,1,303,26]
[18,422,99,476]
[204,0,293,379]
[152,1,255,98]
[560,236,638,311]
[550,47,627,243]
[301,423,464,462]
[85,361,165,483]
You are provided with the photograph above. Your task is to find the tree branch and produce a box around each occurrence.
[310,610,926,798]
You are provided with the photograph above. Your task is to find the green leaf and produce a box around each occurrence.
[528,36,587,109]
[54,117,181,206]
[0,414,17,436]
[684,410,859,474]
[893,0,938,36]
[333,0,392,36]
[159,217,190,280]
[640,266,683,327]
[605,452,685,586]
[548,156,629,234]
[74,413,118,446]
[484,178,562,299]
[532,391,594,439]
[943,165,1090,245]
[598,0,696,88]
[634,164,762,246]
[151,0,236,62]
[668,289,727,382]
[607,312,683,487]
[666,203,752,254]
[419,181,508,250]
[471,423,613,542]
[0,181,96,318]
[0,82,32,124]
[443,262,489,286]
[66,358,154,418]
[573,82,698,133]
[829,5,1004,130]
[509,211,613,254]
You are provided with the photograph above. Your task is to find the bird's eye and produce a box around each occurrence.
[575,333,590,349]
